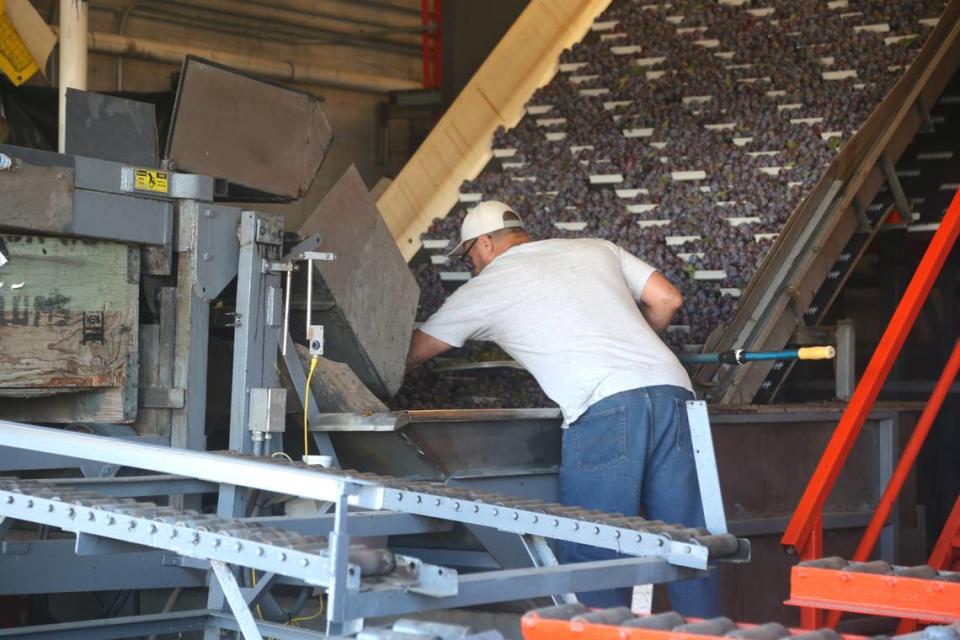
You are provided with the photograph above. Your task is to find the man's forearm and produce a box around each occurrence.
[405,329,453,371]
[405,345,432,371]
[642,303,679,334]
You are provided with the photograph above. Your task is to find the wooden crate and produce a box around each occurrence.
[0,234,139,423]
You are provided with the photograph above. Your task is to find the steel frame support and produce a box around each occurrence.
[0,540,204,594]
[877,418,898,565]
[0,610,337,640]
[341,556,701,621]
[0,420,384,506]
[326,485,362,635]
[782,188,960,556]
[848,340,960,568]
[521,534,577,605]
[0,436,168,473]
[0,420,733,568]
[0,610,210,640]
[686,401,727,535]
[207,211,285,637]
[170,247,210,455]
[211,560,265,640]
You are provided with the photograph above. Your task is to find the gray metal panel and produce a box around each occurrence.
[0,436,168,472]
[72,190,173,245]
[189,203,241,301]
[74,155,214,202]
[0,540,203,594]
[341,556,700,621]
[300,166,420,396]
[0,611,210,639]
[167,57,332,198]
[64,89,158,167]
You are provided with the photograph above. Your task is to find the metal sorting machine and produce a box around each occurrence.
[0,58,748,639]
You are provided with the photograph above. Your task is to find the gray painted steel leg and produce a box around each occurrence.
[209,212,284,638]
[211,561,265,640]
[521,535,577,605]
[878,417,899,562]
[171,251,210,455]
[686,401,728,534]
[326,487,361,636]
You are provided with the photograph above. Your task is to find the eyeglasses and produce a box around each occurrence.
[460,237,479,261]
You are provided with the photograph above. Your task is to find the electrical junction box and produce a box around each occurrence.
[308,325,324,357]
[248,388,287,433]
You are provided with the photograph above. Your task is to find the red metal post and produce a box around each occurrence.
[897,494,960,634]
[926,493,960,571]
[432,0,442,90]
[826,339,960,628]
[799,514,824,629]
[782,188,960,555]
[421,0,431,88]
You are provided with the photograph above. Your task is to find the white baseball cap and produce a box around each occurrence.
[447,200,525,257]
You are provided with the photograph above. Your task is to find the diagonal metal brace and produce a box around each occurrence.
[879,152,913,224]
[210,560,264,640]
[242,571,279,608]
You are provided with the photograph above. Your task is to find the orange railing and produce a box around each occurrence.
[780,188,960,628]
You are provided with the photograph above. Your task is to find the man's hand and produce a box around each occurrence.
[639,272,683,334]
[405,329,454,371]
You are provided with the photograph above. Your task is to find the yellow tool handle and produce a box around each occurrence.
[797,346,836,360]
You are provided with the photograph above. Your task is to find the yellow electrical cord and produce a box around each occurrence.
[303,356,319,458]
[294,356,328,626]
[250,568,269,637]
[247,356,326,631]
[289,594,325,626]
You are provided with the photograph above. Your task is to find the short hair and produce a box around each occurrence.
[490,211,527,241]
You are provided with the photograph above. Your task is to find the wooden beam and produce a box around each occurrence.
[378,0,614,260]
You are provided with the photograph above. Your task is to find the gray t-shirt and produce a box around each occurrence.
[419,238,692,424]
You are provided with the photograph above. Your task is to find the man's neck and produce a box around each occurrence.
[500,235,531,254]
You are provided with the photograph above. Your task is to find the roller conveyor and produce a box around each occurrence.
[0,478,456,596]
[214,450,748,568]
[0,419,746,637]
[788,557,960,623]
[520,603,960,640]
[0,419,747,572]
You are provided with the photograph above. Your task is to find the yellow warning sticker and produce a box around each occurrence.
[134,169,169,194]
[0,3,40,87]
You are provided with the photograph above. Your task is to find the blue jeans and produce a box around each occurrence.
[557,385,720,616]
